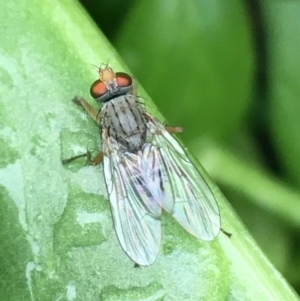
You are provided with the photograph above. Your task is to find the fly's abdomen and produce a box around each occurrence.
[101,94,147,152]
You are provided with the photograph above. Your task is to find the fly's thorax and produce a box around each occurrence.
[101,94,147,152]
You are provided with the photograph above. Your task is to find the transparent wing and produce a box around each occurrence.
[147,118,221,241]
[103,143,162,266]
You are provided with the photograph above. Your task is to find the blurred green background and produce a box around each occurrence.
[79,0,300,293]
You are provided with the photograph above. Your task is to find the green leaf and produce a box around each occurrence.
[0,0,298,300]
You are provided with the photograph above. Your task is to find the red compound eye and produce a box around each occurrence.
[115,72,132,87]
[90,80,107,99]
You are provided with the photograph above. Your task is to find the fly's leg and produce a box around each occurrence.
[143,113,183,134]
[72,97,101,125]
[62,97,103,166]
[62,151,103,166]
[90,152,104,166]
[221,228,232,238]
[62,152,92,165]
[165,126,184,134]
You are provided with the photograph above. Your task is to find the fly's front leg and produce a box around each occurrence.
[72,97,101,125]
[165,126,184,134]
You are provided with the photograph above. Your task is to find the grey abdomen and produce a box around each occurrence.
[101,94,147,152]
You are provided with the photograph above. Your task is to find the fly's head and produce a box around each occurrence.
[90,65,133,103]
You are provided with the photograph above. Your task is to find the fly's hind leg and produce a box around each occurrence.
[72,97,101,125]
[221,228,232,238]
[165,126,184,134]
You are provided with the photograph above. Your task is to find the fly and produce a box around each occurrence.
[63,65,230,266]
